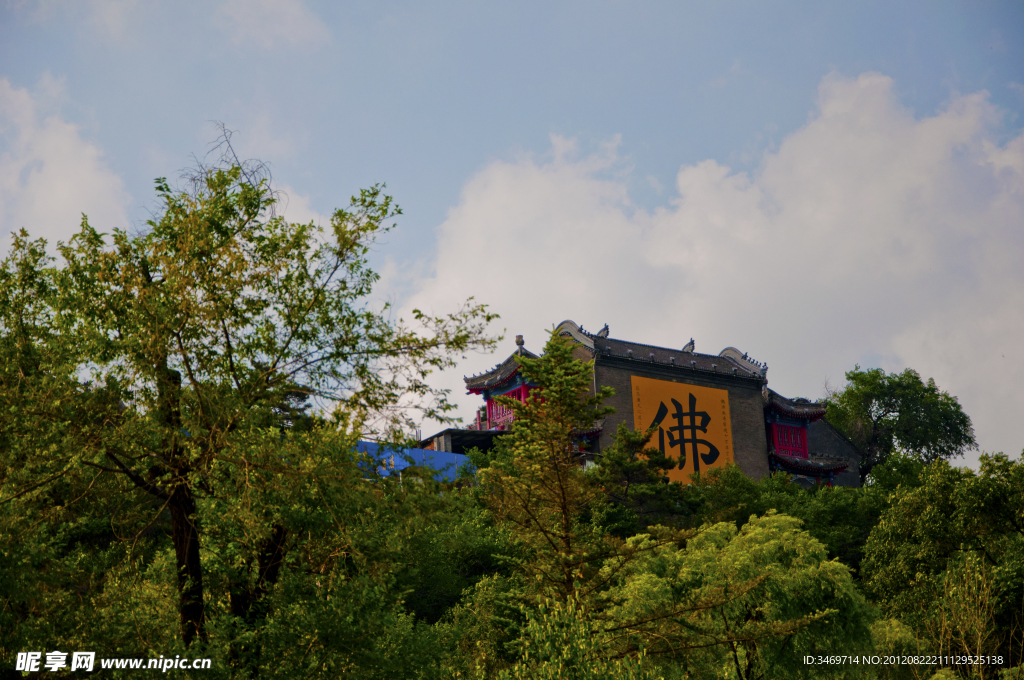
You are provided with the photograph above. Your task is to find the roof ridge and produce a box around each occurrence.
[602,336,717,357]
[464,348,538,378]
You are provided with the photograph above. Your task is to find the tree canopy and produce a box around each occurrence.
[863,454,1024,666]
[0,156,497,653]
[825,366,976,484]
[1,155,1020,679]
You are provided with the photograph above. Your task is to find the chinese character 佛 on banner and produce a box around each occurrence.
[631,376,734,483]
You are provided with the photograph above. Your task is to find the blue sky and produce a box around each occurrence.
[2,1,1023,464]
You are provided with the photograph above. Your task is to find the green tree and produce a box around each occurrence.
[598,512,874,679]
[198,428,473,679]
[679,464,891,579]
[476,332,620,603]
[391,490,521,625]
[589,423,705,537]
[496,597,661,680]
[863,453,1024,673]
[0,155,497,650]
[825,367,976,485]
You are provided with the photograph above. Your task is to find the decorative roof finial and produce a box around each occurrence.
[515,335,524,347]
[682,338,695,353]
[596,323,610,338]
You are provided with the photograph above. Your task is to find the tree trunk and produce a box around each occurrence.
[155,363,208,646]
[228,524,289,675]
[169,483,206,647]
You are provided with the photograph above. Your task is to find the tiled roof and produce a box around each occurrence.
[572,419,605,437]
[464,346,539,393]
[549,319,765,382]
[763,388,826,420]
[769,451,849,476]
[589,335,764,381]
[469,320,768,392]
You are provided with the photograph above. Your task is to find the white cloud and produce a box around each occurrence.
[15,0,140,40]
[404,72,1024,463]
[709,58,745,88]
[0,75,130,248]
[217,0,330,49]
[82,0,138,38]
[275,185,325,227]
[245,113,300,160]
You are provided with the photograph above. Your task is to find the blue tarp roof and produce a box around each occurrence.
[355,441,469,482]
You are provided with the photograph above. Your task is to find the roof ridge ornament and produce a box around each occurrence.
[552,320,595,350]
[719,346,768,378]
[682,338,695,353]
[596,323,610,338]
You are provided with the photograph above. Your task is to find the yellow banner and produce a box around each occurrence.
[631,376,734,482]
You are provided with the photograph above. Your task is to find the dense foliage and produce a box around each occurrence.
[824,366,977,484]
[864,454,1024,667]
[1,162,1021,679]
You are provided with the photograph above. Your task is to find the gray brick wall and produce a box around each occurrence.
[593,358,770,480]
[807,419,862,487]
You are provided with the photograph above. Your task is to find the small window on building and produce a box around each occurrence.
[773,424,807,458]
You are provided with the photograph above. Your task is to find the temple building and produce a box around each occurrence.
[423,320,861,488]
